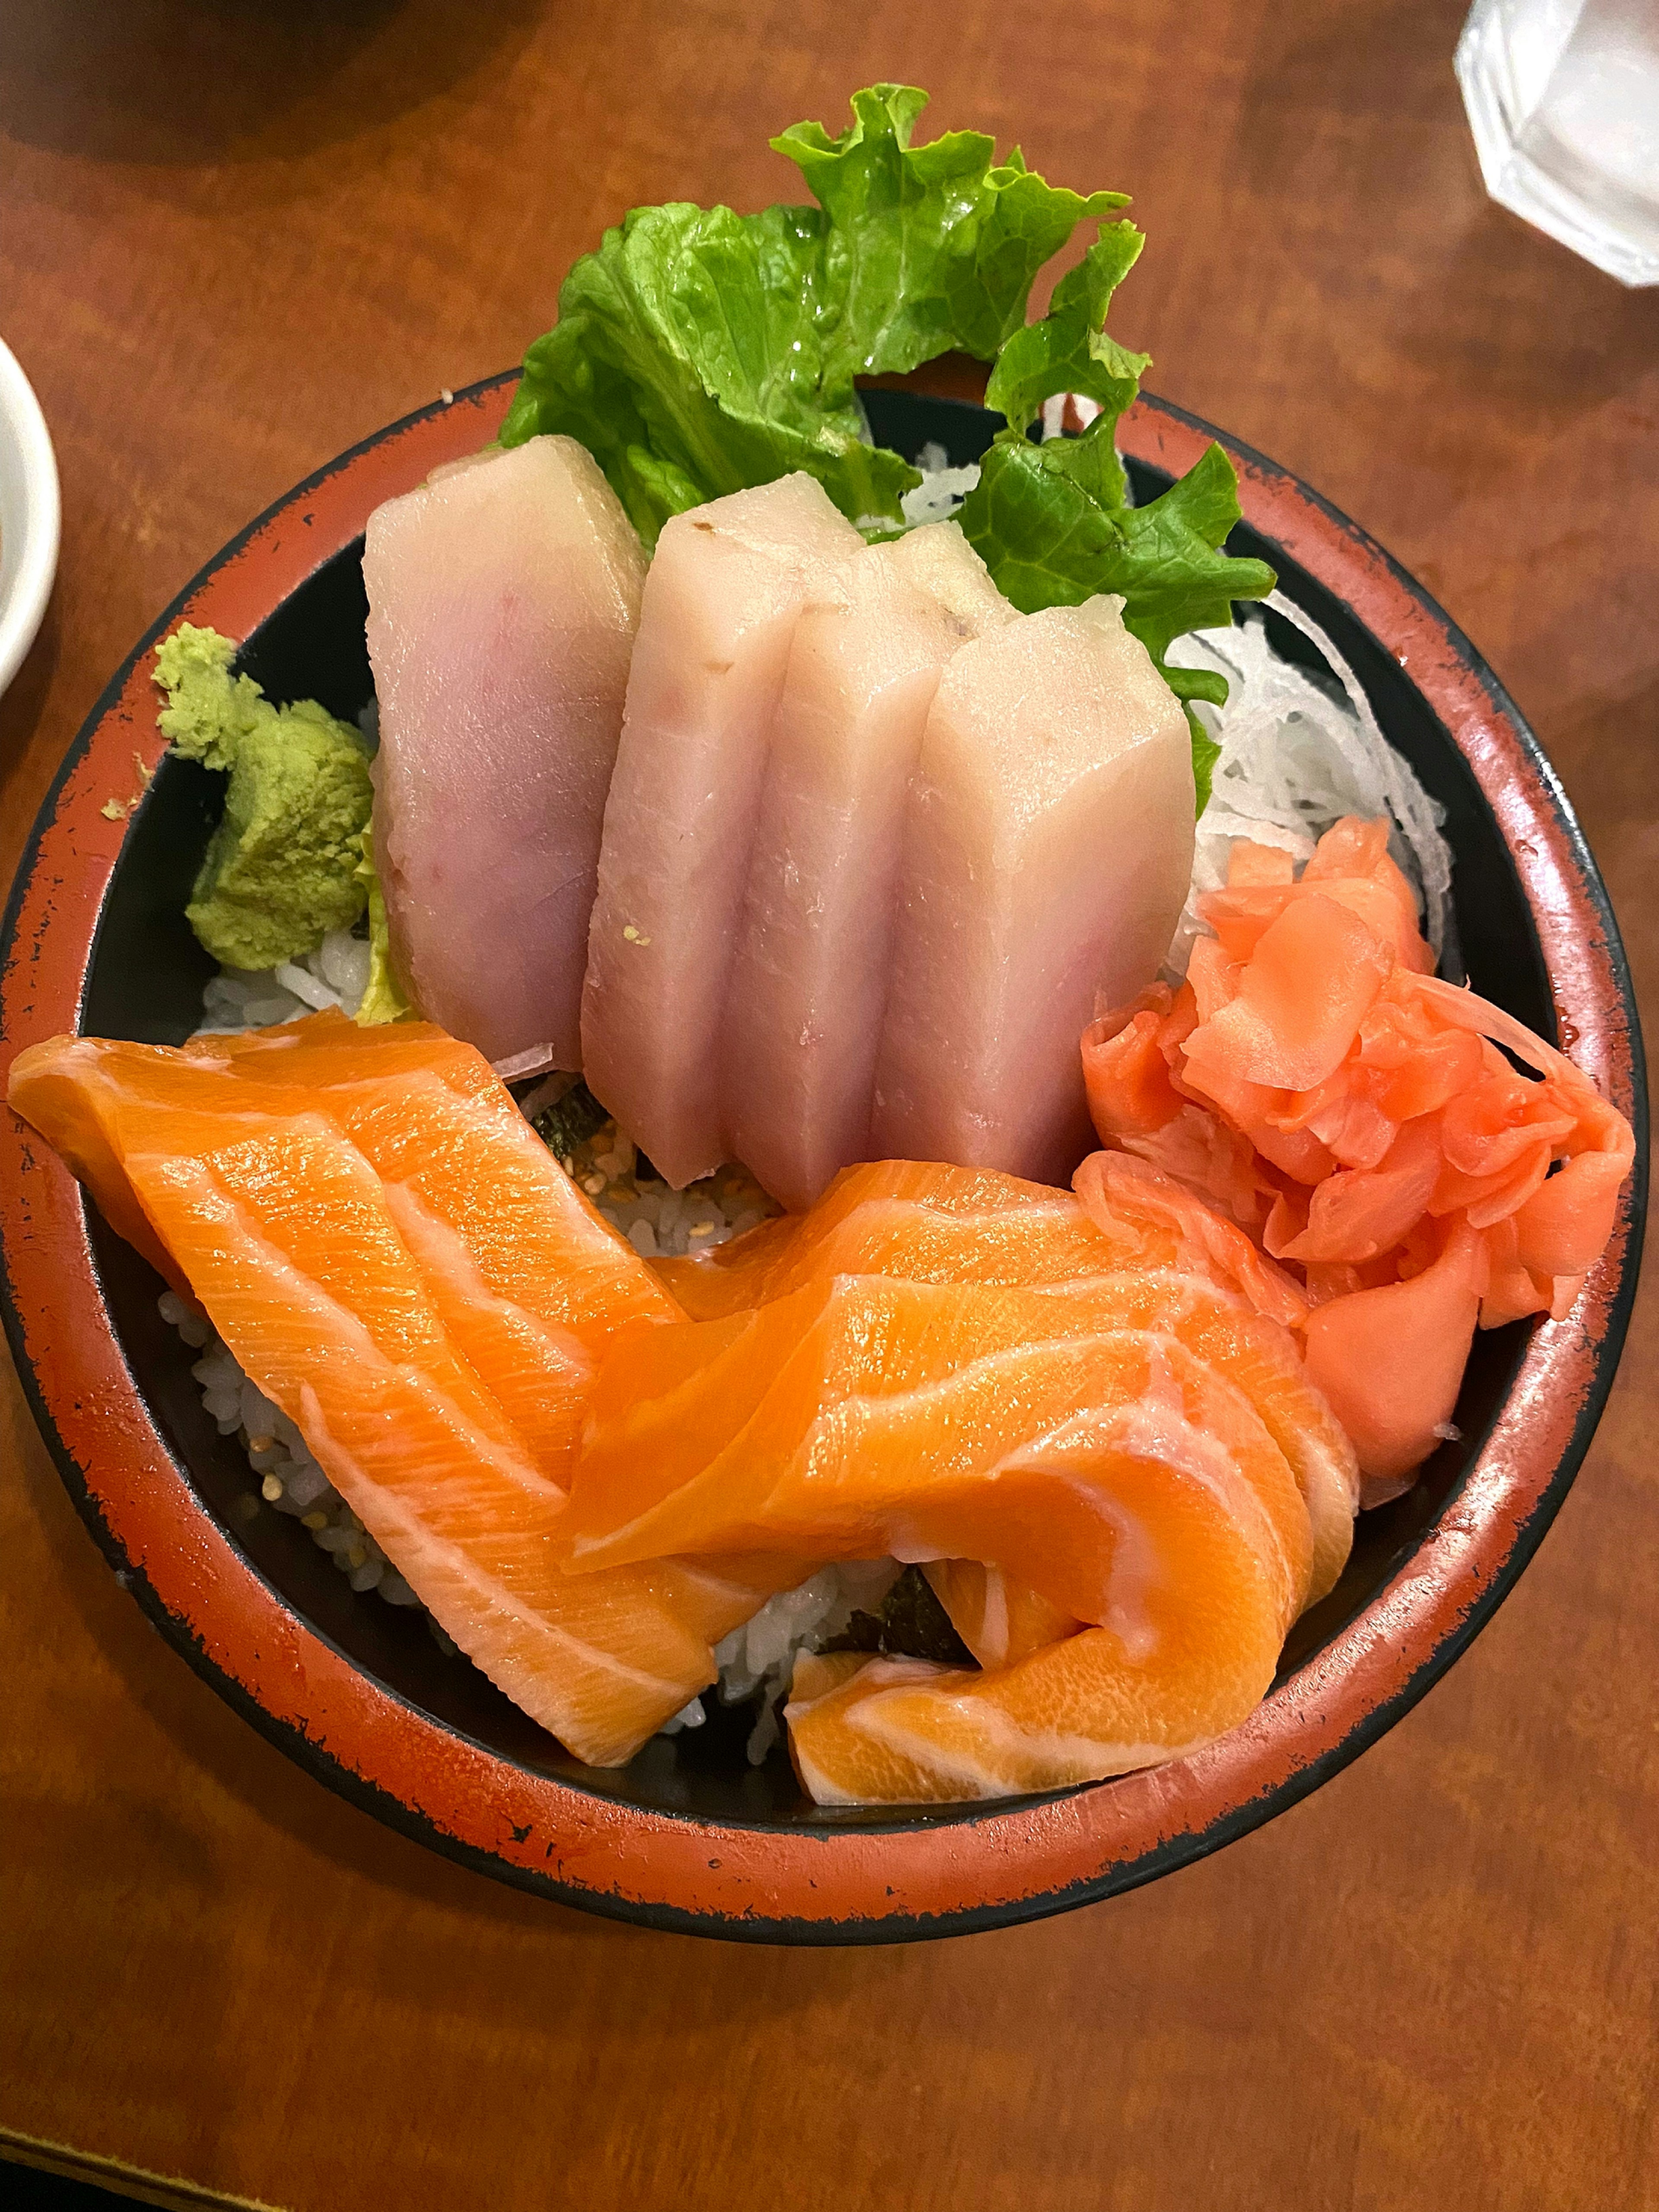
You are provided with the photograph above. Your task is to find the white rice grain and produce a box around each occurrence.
[710,1560,903,1764]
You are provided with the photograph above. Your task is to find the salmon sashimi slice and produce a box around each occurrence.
[779,1336,1303,1806]
[784,1569,1287,1805]
[1073,1148,1309,1329]
[655,1158,1119,1319]
[654,1212,801,1321]
[1078,817,1637,1494]
[6,1038,187,1289]
[8,1020,809,1762]
[566,1277,1312,1651]
[124,1115,738,1762]
[920,1562,1082,1669]
[766,1163,1118,1295]
[662,1160,1355,1603]
[1029,1271,1354,1606]
[12,1017,676,1475]
[168,1015,674,1336]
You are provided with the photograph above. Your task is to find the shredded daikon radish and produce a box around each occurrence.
[899,440,983,527]
[1166,593,1452,978]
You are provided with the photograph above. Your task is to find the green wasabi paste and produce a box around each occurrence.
[153,624,374,973]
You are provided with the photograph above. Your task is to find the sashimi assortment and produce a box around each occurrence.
[557,470,1192,1198]
[6,84,1637,1810]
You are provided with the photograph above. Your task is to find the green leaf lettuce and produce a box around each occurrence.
[499,85,1125,543]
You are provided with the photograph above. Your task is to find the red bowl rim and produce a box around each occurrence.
[0,374,1646,1943]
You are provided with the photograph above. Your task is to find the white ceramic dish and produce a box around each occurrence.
[0,338,60,699]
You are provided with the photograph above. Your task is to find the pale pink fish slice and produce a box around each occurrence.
[871,596,1195,1185]
[722,524,1012,1210]
[580,472,864,1188]
[364,435,646,1066]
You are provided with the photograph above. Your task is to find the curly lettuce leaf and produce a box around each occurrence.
[984,222,1149,454]
[967,435,1274,655]
[500,85,1123,543]
[502,80,1270,807]
[942,213,1275,810]
[502,200,912,543]
[772,84,1127,385]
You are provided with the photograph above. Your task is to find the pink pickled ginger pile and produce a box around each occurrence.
[1079,816,1635,1501]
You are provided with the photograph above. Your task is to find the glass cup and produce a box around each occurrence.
[1457,0,1659,286]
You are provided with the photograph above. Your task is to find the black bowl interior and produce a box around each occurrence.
[80,391,1550,1831]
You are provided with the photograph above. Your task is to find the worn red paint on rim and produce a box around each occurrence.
[0,378,1645,1941]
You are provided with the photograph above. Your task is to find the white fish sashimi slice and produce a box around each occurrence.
[872,596,1195,1185]
[721,525,1012,1212]
[364,436,646,1067]
[580,472,864,1188]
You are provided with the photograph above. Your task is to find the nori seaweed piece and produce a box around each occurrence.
[530,1078,610,1161]
[824,1565,974,1667]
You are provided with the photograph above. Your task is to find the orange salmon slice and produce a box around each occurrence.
[661,1159,1355,1620]
[785,1573,1288,1804]
[8,1019,806,1764]
[921,1562,1081,1669]
[13,1018,674,1477]
[563,1274,1313,1796]
[569,1276,1312,1626]
[655,1158,1116,1319]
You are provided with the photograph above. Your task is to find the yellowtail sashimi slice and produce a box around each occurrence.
[582,474,864,1188]
[364,435,647,1066]
[871,597,1195,1184]
[722,525,1013,1211]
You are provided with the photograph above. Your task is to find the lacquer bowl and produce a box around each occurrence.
[0,377,1644,1942]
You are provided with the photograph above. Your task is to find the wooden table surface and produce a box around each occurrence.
[3,4,1656,2207]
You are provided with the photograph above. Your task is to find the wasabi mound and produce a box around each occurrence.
[154,624,373,973]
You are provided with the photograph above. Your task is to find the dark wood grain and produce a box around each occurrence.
[2,4,1656,2207]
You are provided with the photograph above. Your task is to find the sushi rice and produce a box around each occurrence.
[163,447,1452,1764]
